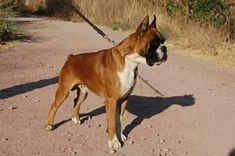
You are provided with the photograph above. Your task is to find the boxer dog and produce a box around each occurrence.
[44,15,167,148]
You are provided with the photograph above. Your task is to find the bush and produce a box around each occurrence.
[0,3,16,41]
[166,0,186,16]
[189,0,232,27]
[108,21,130,31]
[46,0,75,20]
[36,4,46,15]
[166,0,233,27]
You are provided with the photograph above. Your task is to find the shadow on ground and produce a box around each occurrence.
[0,73,195,136]
[53,94,195,135]
[0,17,46,43]
[123,95,195,136]
[229,149,235,156]
[0,76,58,99]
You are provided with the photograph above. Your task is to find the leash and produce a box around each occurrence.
[71,5,165,97]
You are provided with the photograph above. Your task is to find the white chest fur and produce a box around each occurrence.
[118,55,138,97]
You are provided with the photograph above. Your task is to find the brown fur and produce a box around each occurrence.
[44,15,166,148]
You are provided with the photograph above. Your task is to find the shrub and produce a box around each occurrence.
[108,21,130,31]
[166,0,186,16]
[0,3,16,41]
[46,0,75,20]
[166,0,234,28]
[189,0,232,27]
[36,4,46,15]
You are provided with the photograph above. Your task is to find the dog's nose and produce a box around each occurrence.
[161,45,167,53]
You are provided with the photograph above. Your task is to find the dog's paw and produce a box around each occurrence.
[108,135,122,148]
[121,133,127,142]
[71,117,81,125]
[44,124,53,131]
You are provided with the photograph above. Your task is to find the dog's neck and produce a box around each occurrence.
[114,33,138,57]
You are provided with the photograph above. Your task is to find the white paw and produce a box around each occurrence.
[121,133,127,142]
[44,124,53,131]
[108,135,122,148]
[71,117,81,125]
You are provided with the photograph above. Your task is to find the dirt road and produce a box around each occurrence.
[0,17,235,156]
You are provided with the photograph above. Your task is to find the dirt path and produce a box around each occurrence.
[0,17,235,156]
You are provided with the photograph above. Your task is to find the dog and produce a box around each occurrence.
[44,15,167,148]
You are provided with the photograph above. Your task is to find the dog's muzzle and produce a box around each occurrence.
[157,45,167,64]
[146,44,167,66]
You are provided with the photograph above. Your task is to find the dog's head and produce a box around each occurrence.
[129,15,167,66]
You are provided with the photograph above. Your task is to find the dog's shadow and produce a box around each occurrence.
[123,95,195,136]
[54,94,195,136]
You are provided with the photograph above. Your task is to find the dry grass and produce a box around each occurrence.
[75,0,235,66]
[2,0,235,65]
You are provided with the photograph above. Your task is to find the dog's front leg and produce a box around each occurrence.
[106,98,122,148]
[120,100,128,141]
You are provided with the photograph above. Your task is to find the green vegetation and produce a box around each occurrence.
[166,0,234,28]
[0,3,16,41]
[108,21,130,31]
[36,5,46,15]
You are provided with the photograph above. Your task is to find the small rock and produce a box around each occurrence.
[157,133,160,137]
[168,151,175,156]
[176,140,181,143]
[35,99,40,102]
[68,138,71,141]
[98,124,102,127]
[2,137,8,141]
[158,138,165,144]
[129,140,134,145]
[8,106,17,110]
[22,95,28,98]
[148,149,154,153]
[140,136,147,140]
[48,65,54,68]
[72,151,77,155]
[146,124,152,128]
[160,148,170,152]
[109,149,116,154]
[87,125,92,128]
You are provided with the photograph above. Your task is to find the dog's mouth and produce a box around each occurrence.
[146,45,167,66]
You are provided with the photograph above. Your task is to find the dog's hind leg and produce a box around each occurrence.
[44,77,72,131]
[71,85,88,125]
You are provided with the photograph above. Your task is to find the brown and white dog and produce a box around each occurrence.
[44,15,167,148]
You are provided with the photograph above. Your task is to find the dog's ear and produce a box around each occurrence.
[150,15,156,28]
[137,15,149,37]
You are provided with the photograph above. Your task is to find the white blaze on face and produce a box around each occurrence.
[156,43,165,60]
[118,53,142,97]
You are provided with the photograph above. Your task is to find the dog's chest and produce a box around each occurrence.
[118,59,137,97]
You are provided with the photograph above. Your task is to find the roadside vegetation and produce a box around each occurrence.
[76,0,235,65]
[0,2,16,43]
[1,0,235,65]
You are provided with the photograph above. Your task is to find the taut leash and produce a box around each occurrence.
[71,5,116,45]
[71,5,165,96]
